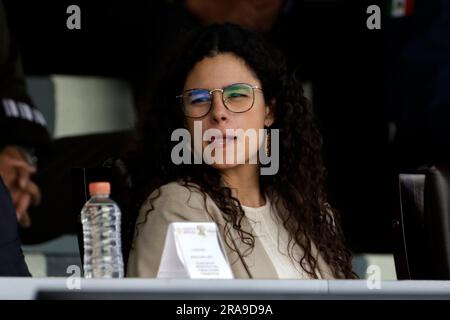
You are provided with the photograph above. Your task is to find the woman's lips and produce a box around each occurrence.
[208,136,237,147]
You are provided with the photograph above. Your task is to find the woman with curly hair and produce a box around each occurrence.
[126,23,355,279]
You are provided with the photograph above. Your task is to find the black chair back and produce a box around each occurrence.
[394,165,450,279]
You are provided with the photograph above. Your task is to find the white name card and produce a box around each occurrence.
[157,222,234,279]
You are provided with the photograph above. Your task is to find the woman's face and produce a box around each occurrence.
[183,53,274,171]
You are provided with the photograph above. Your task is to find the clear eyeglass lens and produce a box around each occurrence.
[182,84,254,117]
[223,84,254,112]
[183,89,211,117]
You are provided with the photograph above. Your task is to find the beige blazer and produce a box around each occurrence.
[127,182,335,279]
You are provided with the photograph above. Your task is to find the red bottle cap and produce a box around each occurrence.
[89,182,111,195]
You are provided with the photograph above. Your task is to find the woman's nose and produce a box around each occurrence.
[210,91,228,123]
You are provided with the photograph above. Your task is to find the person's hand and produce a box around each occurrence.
[226,0,283,32]
[0,146,41,227]
[10,180,41,228]
[186,0,283,32]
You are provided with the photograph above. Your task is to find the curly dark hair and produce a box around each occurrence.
[129,23,355,279]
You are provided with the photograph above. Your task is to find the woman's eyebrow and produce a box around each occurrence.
[184,82,256,92]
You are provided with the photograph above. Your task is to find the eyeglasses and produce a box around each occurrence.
[176,83,263,118]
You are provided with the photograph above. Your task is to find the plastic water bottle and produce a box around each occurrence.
[81,182,124,278]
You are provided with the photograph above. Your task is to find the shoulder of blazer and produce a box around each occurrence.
[138,181,223,224]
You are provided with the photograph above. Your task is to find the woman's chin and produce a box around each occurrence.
[210,162,240,171]
[209,157,256,171]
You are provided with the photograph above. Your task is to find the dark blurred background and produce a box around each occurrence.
[3,0,448,258]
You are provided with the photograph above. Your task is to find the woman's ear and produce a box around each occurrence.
[264,99,276,127]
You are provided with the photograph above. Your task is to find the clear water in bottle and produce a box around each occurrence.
[81,182,124,278]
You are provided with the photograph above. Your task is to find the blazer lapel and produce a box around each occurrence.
[227,216,279,279]
[208,195,278,279]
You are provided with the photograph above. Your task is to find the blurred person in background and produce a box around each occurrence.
[1,0,134,245]
[0,177,30,276]
[0,0,50,229]
[0,0,49,275]
[385,0,450,169]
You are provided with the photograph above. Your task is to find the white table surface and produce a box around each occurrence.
[1,278,450,300]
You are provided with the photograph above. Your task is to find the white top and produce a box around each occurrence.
[242,198,324,279]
